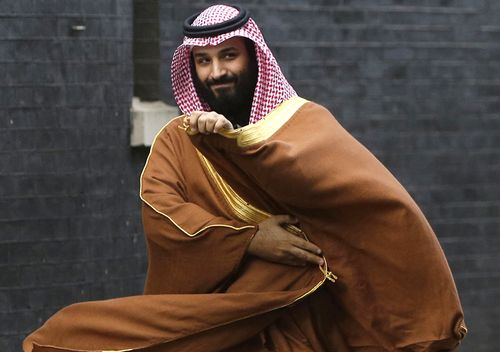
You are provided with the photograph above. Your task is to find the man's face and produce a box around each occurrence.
[191,37,257,119]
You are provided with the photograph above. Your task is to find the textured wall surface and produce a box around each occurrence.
[1,0,498,351]
[134,0,160,100]
[0,1,148,350]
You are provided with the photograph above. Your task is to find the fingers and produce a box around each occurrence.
[286,232,323,266]
[187,111,233,135]
[290,236,322,256]
[214,117,233,133]
[289,247,324,266]
[266,214,322,255]
[251,214,325,267]
[268,215,320,249]
[271,215,324,265]
[187,111,201,133]
[199,114,214,134]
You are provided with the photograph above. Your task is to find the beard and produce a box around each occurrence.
[193,64,257,126]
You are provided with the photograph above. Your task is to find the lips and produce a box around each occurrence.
[210,82,235,89]
[207,76,237,89]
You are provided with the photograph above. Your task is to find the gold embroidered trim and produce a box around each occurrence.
[197,151,269,225]
[197,152,338,284]
[35,262,330,352]
[181,96,309,147]
[43,99,336,352]
[198,152,305,235]
[232,96,308,147]
[31,343,133,352]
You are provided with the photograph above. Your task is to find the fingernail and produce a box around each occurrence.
[318,259,324,266]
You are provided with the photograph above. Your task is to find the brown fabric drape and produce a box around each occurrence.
[190,100,466,351]
[24,99,465,352]
[23,110,335,352]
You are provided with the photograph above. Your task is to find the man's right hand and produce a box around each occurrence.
[247,215,324,266]
[186,111,233,135]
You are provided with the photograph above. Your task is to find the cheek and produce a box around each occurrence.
[232,61,250,78]
[194,66,209,83]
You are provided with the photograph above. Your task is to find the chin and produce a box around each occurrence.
[213,92,237,102]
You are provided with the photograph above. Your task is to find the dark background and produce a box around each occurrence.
[1,0,498,351]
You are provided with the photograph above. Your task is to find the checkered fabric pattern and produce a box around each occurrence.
[171,4,297,124]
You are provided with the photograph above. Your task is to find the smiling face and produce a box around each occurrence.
[191,37,258,124]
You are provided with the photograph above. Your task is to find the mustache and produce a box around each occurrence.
[207,75,237,86]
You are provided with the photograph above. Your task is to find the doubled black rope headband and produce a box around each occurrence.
[183,5,250,38]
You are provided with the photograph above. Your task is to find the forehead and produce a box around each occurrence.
[191,37,247,56]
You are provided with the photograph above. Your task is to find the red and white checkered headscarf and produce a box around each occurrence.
[171,4,297,124]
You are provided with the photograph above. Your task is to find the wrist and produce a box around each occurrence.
[245,225,259,255]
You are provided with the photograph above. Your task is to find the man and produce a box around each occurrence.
[24,4,466,352]
[174,20,324,269]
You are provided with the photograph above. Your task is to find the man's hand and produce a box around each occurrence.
[187,111,233,134]
[247,215,324,266]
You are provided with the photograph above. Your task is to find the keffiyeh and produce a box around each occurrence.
[171,4,297,124]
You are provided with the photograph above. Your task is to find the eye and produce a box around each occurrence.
[223,52,238,60]
[196,57,210,65]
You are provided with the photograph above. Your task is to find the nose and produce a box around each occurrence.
[209,59,226,80]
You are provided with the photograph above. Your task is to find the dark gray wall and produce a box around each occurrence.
[0,1,148,350]
[134,0,160,100]
[1,0,498,351]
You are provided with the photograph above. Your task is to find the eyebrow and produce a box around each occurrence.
[192,46,239,57]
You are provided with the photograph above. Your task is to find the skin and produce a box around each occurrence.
[189,37,324,266]
[190,36,252,133]
[248,215,324,267]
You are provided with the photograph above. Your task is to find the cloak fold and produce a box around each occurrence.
[24,97,465,352]
[23,99,335,352]
[189,97,466,351]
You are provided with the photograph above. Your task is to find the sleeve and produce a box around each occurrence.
[140,119,258,294]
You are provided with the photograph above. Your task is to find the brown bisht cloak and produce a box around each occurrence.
[187,96,467,351]
[23,97,465,352]
[22,99,339,351]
